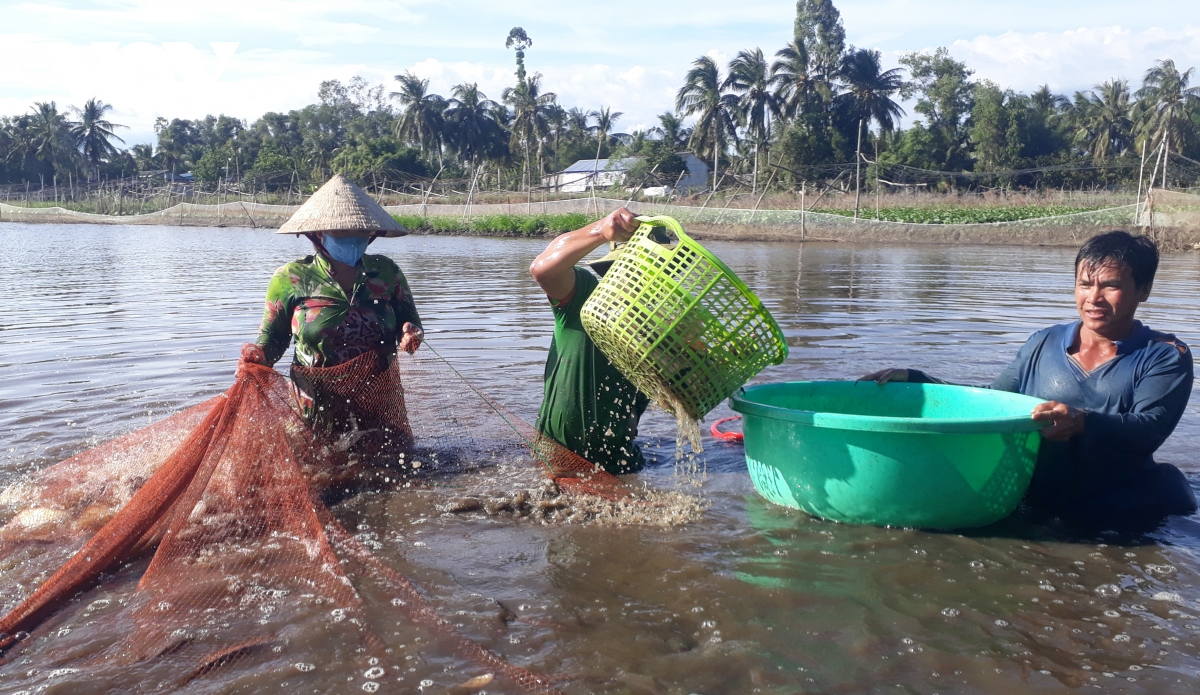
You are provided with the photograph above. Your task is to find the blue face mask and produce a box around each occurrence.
[321,234,371,266]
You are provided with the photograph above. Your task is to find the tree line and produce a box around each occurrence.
[2,0,1198,196]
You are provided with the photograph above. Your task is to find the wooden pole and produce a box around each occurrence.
[1135,139,1148,225]
[666,168,686,205]
[748,159,778,223]
[853,119,863,221]
[1146,141,1166,201]
[699,175,725,210]
[800,181,806,240]
[874,140,880,221]
[1161,143,1169,189]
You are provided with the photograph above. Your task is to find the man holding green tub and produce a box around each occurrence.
[529,207,652,474]
[865,231,1195,532]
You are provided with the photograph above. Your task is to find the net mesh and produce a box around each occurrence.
[0,343,640,692]
[4,194,1197,247]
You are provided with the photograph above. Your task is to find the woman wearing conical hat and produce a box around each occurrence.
[242,175,421,461]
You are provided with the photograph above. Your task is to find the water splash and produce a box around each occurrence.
[660,392,706,489]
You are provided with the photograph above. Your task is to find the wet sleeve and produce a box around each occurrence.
[905,369,947,385]
[392,268,421,329]
[906,331,1046,389]
[255,269,295,367]
[989,331,1045,393]
[1083,343,1194,462]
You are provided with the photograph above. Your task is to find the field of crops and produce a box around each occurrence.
[819,205,1104,224]
[392,212,592,236]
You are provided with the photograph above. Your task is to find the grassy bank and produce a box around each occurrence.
[393,213,592,236]
[818,205,1104,224]
[393,205,1112,232]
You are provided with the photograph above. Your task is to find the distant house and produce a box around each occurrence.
[542,152,711,193]
[675,153,709,191]
[140,170,195,183]
[543,157,642,192]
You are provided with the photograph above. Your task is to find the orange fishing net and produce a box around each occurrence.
[0,343,632,692]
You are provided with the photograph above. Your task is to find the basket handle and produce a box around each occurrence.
[633,215,691,245]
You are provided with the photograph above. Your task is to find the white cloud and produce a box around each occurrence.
[617,66,647,88]
[942,26,1200,94]
[0,37,342,144]
[3,2,1200,146]
[405,58,677,130]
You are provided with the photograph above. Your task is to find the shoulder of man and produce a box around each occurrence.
[1147,330,1191,358]
[574,265,599,295]
[550,266,598,311]
[1023,324,1065,348]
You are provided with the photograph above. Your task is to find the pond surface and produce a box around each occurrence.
[1,222,1199,694]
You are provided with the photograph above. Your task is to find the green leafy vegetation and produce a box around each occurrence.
[393,213,592,236]
[820,205,1103,224]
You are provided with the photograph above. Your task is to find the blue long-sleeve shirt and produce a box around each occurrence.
[989,321,1193,508]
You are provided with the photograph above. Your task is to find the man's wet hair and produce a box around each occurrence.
[1075,231,1159,289]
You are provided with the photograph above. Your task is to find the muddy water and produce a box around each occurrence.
[1,222,1198,694]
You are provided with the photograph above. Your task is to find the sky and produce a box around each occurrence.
[2,0,1199,146]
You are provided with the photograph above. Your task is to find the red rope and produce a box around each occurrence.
[710,416,744,443]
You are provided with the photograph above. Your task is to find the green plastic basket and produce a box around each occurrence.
[580,215,788,420]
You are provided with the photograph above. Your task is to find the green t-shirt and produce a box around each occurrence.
[535,268,650,474]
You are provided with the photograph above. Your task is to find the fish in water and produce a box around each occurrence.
[444,673,494,694]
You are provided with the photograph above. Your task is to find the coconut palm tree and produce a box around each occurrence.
[1,115,33,171]
[70,98,125,179]
[130,143,157,171]
[627,129,651,153]
[651,112,690,148]
[566,107,590,139]
[1135,59,1200,154]
[503,73,557,190]
[725,48,781,192]
[834,48,905,138]
[588,106,621,190]
[444,83,504,169]
[676,55,739,189]
[544,103,568,173]
[771,39,829,119]
[390,72,447,162]
[28,101,80,178]
[1069,79,1133,161]
[1030,84,1069,118]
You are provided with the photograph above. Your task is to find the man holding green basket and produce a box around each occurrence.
[529,207,651,474]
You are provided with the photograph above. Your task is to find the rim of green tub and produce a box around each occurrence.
[730,381,1049,434]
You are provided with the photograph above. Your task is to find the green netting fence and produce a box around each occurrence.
[3,193,1198,248]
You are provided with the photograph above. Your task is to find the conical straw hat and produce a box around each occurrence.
[276,174,408,237]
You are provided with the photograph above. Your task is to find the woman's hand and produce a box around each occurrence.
[400,323,423,354]
[858,368,910,384]
[1031,400,1086,441]
[240,343,267,365]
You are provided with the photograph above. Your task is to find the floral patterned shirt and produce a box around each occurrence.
[256,253,421,367]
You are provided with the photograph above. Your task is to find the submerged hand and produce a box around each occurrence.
[858,368,910,384]
[1032,401,1086,441]
[400,323,424,354]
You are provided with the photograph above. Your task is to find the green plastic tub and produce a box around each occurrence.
[729,381,1047,529]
